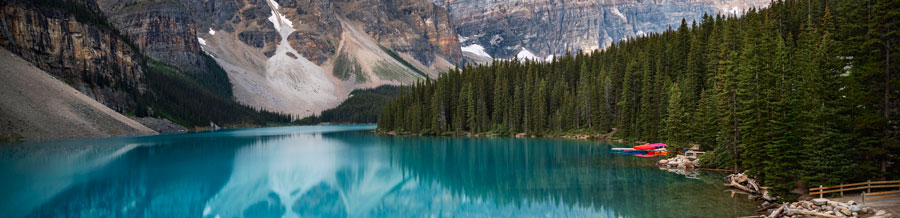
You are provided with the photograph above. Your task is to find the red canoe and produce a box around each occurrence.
[633,144,656,150]
[633,143,668,150]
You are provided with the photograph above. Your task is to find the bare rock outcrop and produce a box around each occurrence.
[0,47,155,142]
[431,0,770,60]
[0,0,147,112]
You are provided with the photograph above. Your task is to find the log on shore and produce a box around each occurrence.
[767,204,785,218]
[726,180,757,194]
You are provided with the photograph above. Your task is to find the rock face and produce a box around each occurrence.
[169,0,464,116]
[0,47,156,142]
[431,0,770,61]
[96,0,208,73]
[340,0,463,66]
[0,0,146,112]
[3,0,772,119]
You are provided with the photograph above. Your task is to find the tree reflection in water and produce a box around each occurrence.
[0,126,756,218]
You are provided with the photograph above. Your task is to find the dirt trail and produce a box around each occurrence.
[0,48,156,142]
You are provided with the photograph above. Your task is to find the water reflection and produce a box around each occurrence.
[0,125,756,217]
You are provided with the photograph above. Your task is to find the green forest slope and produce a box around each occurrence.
[378,0,900,196]
[297,85,406,124]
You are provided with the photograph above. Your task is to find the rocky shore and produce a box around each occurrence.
[655,154,702,178]
[656,155,896,218]
[765,198,891,218]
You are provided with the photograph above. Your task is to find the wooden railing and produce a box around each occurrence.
[809,180,900,203]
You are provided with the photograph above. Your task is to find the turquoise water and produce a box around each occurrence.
[0,125,757,217]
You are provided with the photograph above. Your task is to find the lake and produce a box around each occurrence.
[0,125,758,217]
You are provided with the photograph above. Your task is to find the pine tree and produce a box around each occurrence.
[665,83,685,144]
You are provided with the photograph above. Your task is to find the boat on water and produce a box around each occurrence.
[610,144,670,157]
[633,143,668,150]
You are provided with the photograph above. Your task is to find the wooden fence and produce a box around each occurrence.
[809,180,900,204]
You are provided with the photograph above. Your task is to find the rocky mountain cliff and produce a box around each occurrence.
[1,0,772,120]
[92,0,463,117]
[0,0,147,112]
[431,0,769,61]
[2,0,464,118]
[96,0,209,74]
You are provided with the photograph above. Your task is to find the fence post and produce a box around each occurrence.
[819,185,824,198]
[840,183,844,197]
[867,180,871,193]
[862,191,866,206]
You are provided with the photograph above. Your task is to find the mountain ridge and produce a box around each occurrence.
[432,0,770,62]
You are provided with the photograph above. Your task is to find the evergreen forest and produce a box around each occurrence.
[378,0,900,196]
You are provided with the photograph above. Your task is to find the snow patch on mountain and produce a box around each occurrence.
[253,0,337,116]
[461,44,491,58]
[267,1,294,35]
[458,34,469,43]
[516,48,539,61]
[611,7,627,22]
[545,55,555,62]
[209,28,216,35]
[197,37,207,45]
[270,0,280,9]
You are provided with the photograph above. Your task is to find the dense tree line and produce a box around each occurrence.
[136,59,292,127]
[297,85,406,124]
[379,0,899,196]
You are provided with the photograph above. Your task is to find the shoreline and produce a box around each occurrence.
[377,129,740,174]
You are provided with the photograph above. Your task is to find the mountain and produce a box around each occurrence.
[0,47,156,141]
[0,0,147,112]
[0,0,463,133]
[431,0,770,62]
[0,0,294,135]
[93,0,463,117]
[1,0,772,134]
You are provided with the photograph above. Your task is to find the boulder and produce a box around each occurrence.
[658,159,669,165]
[840,208,851,216]
[691,159,700,167]
[812,198,829,206]
[848,204,860,213]
[875,210,887,216]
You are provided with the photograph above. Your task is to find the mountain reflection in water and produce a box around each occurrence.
[0,125,756,218]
